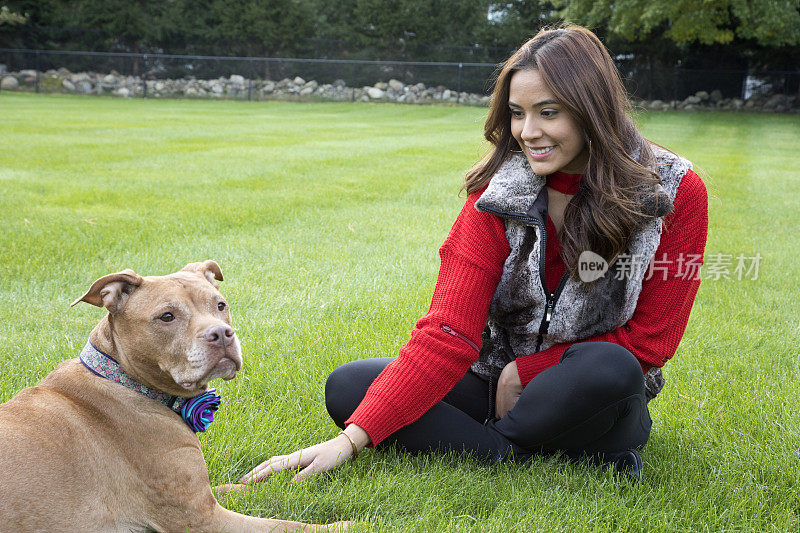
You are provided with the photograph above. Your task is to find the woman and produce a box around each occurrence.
[241,25,707,483]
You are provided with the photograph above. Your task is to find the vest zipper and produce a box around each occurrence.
[478,200,569,353]
[440,324,480,353]
[532,214,569,353]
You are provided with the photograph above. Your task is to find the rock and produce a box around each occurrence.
[56,67,71,77]
[695,91,709,102]
[0,76,18,89]
[442,89,451,100]
[731,98,744,110]
[299,86,314,96]
[154,81,166,92]
[75,80,93,94]
[292,76,305,86]
[374,82,388,90]
[333,79,347,88]
[764,94,787,109]
[19,69,37,78]
[367,87,385,99]
[710,90,723,103]
[114,87,131,98]
[261,82,275,93]
[389,79,404,92]
[61,79,75,91]
[303,80,319,90]
[101,74,117,86]
[683,95,701,106]
[229,74,245,85]
[211,83,224,94]
[648,99,665,110]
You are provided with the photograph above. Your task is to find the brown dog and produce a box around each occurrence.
[0,261,344,532]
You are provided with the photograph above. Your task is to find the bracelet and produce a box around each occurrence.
[338,430,359,459]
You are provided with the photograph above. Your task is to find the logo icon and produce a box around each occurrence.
[578,251,609,283]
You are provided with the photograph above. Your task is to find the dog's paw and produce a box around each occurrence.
[312,521,352,532]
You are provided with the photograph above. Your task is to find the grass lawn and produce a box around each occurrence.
[1,92,798,531]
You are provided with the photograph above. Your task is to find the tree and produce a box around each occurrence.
[557,0,800,47]
[0,5,28,25]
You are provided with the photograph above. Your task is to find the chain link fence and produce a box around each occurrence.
[1,49,798,111]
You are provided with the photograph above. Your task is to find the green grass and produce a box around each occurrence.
[1,92,799,531]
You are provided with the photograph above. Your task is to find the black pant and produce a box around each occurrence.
[326,342,652,463]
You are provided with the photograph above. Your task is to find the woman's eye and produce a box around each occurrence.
[217,301,227,311]
[159,312,175,323]
[510,108,523,118]
[541,109,558,118]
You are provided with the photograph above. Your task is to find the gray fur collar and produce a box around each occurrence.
[475,149,684,223]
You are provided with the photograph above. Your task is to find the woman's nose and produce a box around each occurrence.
[521,117,542,141]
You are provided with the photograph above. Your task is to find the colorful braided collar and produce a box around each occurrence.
[79,340,221,433]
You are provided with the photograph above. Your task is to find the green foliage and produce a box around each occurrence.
[0,5,28,25]
[558,0,800,47]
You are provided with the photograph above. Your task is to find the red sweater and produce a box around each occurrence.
[346,168,708,446]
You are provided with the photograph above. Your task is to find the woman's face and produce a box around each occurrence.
[508,68,589,176]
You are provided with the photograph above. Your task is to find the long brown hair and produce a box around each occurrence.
[465,25,662,279]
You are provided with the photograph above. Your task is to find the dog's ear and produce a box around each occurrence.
[71,269,144,314]
[181,260,223,288]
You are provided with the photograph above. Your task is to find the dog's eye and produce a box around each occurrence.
[217,302,227,311]
[159,312,175,322]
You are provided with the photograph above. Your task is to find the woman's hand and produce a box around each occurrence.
[495,360,523,419]
[239,425,370,483]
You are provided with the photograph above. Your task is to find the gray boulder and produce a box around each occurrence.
[76,80,93,94]
[764,94,787,109]
[367,87,385,99]
[1,76,19,89]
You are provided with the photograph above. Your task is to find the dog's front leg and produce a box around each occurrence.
[207,505,348,532]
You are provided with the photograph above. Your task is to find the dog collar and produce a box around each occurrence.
[79,340,221,433]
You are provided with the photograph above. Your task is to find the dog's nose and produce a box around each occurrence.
[204,324,235,347]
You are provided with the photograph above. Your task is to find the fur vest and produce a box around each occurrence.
[472,145,691,401]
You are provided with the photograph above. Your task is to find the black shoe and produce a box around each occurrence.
[608,449,643,480]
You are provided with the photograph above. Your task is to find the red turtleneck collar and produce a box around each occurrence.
[547,171,583,195]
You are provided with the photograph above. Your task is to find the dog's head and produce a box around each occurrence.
[72,260,243,397]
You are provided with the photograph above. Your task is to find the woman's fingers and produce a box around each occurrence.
[239,450,307,483]
[239,436,354,484]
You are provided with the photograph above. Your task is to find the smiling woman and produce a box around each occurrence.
[241,24,708,485]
